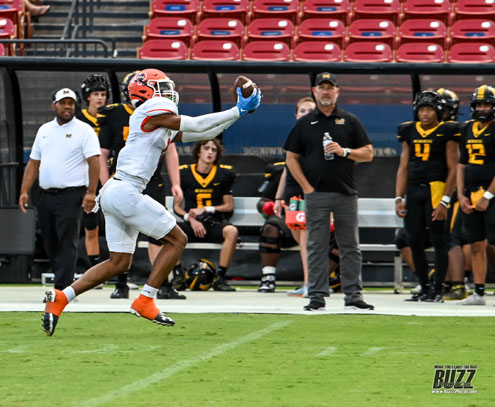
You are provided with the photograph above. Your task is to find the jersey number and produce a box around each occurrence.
[467,144,486,165]
[196,193,212,207]
[414,143,430,161]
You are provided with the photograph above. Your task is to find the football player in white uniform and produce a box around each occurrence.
[42,68,262,335]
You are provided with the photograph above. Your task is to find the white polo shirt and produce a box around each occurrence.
[30,117,100,189]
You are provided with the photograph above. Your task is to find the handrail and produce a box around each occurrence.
[61,0,79,40]
[0,39,108,58]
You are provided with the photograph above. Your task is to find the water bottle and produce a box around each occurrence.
[323,132,334,160]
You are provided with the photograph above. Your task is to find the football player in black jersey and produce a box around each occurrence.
[395,90,460,302]
[77,74,110,271]
[173,139,238,291]
[98,71,184,300]
[456,85,495,305]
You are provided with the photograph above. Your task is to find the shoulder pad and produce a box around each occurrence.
[179,164,189,170]
[219,164,233,170]
[98,103,119,115]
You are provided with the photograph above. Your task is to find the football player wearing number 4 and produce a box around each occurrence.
[41,68,262,335]
[457,85,495,306]
[395,91,460,303]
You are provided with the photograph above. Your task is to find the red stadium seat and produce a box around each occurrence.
[251,0,300,23]
[242,40,291,61]
[343,41,393,62]
[302,0,351,24]
[455,0,495,20]
[292,41,342,61]
[0,43,5,56]
[137,39,189,59]
[143,17,194,46]
[297,19,345,47]
[246,18,295,47]
[403,0,452,25]
[0,17,15,38]
[0,0,22,37]
[150,0,200,23]
[396,42,445,63]
[352,0,402,25]
[191,40,240,60]
[450,19,495,46]
[448,42,495,63]
[196,18,244,47]
[201,0,250,24]
[398,19,447,48]
[347,19,396,48]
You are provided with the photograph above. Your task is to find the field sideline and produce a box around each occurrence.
[1,286,494,407]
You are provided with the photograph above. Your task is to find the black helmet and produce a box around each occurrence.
[413,90,444,121]
[184,259,216,291]
[121,70,140,104]
[80,74,110,103]
[470,85,495,122]
[436,88,459,121]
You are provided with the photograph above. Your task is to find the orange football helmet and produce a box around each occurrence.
[128,68,179,107]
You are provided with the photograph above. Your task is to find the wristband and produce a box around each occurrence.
[483,191,494,200]
[205,206,216,213]
[441,195,451,204]
[183,213,190,222]
[394,196,404,203]
[275,198,283,201]
[343,148,351,158]
[440,200,449,208]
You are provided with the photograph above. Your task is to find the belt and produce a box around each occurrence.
[43,186,86,194]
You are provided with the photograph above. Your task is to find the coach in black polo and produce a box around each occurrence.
[284,72,375,311]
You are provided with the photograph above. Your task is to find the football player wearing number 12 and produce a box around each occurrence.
[395,90,459,303]
[41,68,262,336]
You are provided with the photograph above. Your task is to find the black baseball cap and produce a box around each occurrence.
[314,72,338,87]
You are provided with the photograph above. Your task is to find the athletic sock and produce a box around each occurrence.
[62,286,76,302]
[262,266,276,275]
[475,284,485,297]
[141,284,158,299]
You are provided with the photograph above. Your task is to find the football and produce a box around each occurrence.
[233,75,257,113]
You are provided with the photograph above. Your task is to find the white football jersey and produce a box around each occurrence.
[116,97,179,184]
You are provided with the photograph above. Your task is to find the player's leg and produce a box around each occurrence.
[258,220,281,293]
[213,224,238,291]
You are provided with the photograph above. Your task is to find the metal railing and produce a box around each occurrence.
[0,39,108,58]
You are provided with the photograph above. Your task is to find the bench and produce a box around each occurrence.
[136,197,408,292]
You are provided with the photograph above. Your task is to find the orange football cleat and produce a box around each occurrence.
[130,294,175,326]
[42,289,69,336]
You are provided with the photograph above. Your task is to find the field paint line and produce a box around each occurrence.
[315,346,337,357]
[78,320,292,407]
[3,345,31,354]
[363,347,384,356]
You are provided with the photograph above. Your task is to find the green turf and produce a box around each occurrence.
[1,313,494,407]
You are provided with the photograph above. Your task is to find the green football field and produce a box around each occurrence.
[1,313,494,407]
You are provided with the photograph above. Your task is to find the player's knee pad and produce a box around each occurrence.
[395,228,408,250]
[259,235,281,254]
[83,212,98,231]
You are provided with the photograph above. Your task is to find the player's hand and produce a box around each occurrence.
[171,185,183,202]
[459,195,473,214]
[19,193,29,213]
[190,217,206,238]
[475,197,490,212]
[395,200,406,218]
[236,87,262,116]
[189,207,205,218]
[82,192,96,214]
[432,204,447,221]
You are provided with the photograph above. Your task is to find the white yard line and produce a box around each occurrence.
[78,320,292,407]
[363,347,385,356]
[315,346,337,357]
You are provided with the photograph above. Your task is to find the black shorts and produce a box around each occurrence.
[143,174,166,246]
[448,202,467,248]
[461,187,495,244]
[395,227,432,250]
[180,218,232,243]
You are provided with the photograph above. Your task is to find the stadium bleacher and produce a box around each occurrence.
[137,0,495,62]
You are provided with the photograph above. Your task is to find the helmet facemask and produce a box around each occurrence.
[471,103,495,122]
[152,79,179,106]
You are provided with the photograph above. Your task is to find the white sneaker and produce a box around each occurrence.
[287,285,308,297]
[127,282,139,290]
[458,293,486,306]
[410,284,421,294]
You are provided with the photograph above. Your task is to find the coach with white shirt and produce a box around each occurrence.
[19,88,100,289]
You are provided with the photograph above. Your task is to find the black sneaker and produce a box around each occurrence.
[212,275,236,292]
[345,299,374,310]
[258,274,276,293]
[110,286,129,299]
[425,294,444,303]
[303,298,325,311]
[405,292,429,302]
[157,285,186,300]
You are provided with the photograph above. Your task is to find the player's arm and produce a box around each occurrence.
[475,176,495,212]
[286,151,313,195]
[444,140,459,198]
[456,163,472,214]
[395,141,409,218]
[99,148,111,185]
[19,158,40,213]
[272,168,288,218]
[165,143,183,200]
